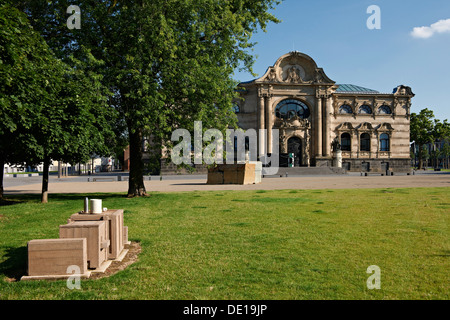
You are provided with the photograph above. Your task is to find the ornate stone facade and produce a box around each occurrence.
[235,51,414,173]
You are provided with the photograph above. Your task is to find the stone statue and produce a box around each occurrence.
[286,66,301,83]
[331,137,341,152]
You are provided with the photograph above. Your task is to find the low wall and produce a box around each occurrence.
[207,163,259,185]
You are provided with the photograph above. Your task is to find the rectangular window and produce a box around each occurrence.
[380,133,390,151]
[380,140,389,151]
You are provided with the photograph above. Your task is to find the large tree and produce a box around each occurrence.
[410,109,435,169]
[1,4,115,202]
[0,4,60,200]
[410,109,450,169]
[33,49,116,203]
[20,0,281,197]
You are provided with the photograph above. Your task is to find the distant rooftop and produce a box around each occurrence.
[336,84,379,94]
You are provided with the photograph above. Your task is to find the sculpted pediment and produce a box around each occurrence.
[259,51,335,84]
[393,85,414,97]
[336,122,355,131]
[279,115,311,129]
[376,123,394,132]
[356,122,374,131]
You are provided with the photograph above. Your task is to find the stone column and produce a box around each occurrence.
[258,93,265,156]
[323,96,332,157]
[266,95,273,154]
[315,96,322,158]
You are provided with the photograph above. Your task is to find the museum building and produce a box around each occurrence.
[234,51,415,173]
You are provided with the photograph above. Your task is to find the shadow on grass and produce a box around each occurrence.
[0,246,27,281]
[0,198,26,207]
[3,193,133,204]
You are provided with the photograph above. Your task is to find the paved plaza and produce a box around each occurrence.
[4,171,450,195]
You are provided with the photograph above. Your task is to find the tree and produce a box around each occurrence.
[32,49,116,203]
[410,109,435,169]
[19,0,281,197]
[0,4,115,202]
[0,4,60,199]
[442,141,450,169]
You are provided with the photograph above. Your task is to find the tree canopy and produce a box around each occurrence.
[0,4,115,202]
[19,0,281,197]
[410,108,450,169]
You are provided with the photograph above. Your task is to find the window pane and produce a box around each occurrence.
[358,105,372,114]
[339,105,353,114]
[275,99,310,120]
[341,133,351,151]
[378,105,392,115]
[360,133,370,151]
[380,133,389,151]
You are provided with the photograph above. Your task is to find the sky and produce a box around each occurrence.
[233,0,450,121]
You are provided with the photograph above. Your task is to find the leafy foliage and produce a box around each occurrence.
[0,4,116,201]
[19,0,281,196]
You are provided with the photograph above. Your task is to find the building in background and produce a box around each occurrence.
[235,51,414,173]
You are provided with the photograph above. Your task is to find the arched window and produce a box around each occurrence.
[339,104,353,114]
[275,99,310,120]
[234,136,250,151]
[360,133,371,152]
[358,105,372,114]
[232,104,240,113]
[380,133,390,151]
[340,133,351,151]
[378,105,392,115]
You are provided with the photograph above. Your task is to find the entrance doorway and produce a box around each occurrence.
[287,137,302,167]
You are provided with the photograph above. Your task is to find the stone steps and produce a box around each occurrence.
[272,166,347,176]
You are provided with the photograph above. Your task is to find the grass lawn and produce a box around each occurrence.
[0,187,448,300]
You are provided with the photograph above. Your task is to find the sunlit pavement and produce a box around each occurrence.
[4,170,449,195]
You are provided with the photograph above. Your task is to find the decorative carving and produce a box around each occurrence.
[376,123,394,132]
[265,68,278,82]
[280,115,310,129]
[279,132,288,153]
[331,137,341,152]
[314,69,324,83]
[357,122,374,132]
[393,85,414,96]
[336,122,355,132]
[285,66,302,83]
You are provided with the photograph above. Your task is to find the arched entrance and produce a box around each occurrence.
[287,137,302,167]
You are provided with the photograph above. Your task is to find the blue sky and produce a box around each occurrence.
[234,0,450,121]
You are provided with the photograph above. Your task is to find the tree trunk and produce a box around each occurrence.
[0,158,4,200]
[41,156,50,203]
[418,145,423,169]
[127,127,147,197]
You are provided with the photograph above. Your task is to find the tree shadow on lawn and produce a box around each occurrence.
[0,198,26,207]
[0,246,27,282]
[3,193,133,204]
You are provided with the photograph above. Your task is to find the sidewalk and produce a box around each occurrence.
[4,173,450,195]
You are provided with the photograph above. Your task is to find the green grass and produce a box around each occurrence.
[0,187,449,300]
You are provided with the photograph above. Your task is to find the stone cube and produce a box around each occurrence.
[59,221,108,269]
[26,238,87,277]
